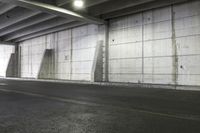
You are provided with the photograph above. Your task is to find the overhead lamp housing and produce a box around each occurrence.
[73,0,84,9]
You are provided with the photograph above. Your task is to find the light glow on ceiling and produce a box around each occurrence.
[73,0,84,9]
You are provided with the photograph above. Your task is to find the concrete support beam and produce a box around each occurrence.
[0,0,104,24]
[0,13,56,37]
[102,0,194,19]
[0,41,16,45]
[14,21,86,42]
[89,0,154,16]
[0,4,16,14]
[3,17,73,41]
[59,0,110,8]
[0,7,40,29]
[56,0,71,6]
[83,0,110,7]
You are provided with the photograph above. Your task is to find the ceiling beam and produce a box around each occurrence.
[0,13,56,37]
[0,7,40,29]
[83,0,110,7]
[88,0,154,16]
[102,0,193,19]
[14,21,86,42]
[0,40,16,45]
[56,0,71,6]
[0,0,105,24]
[0,4,16,15]
[3,18,74,41]
[58,0,110,8]
[34,0,56,5]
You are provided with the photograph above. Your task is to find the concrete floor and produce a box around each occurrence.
[0,79,200,133]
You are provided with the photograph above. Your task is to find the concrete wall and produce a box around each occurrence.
[174,1,200,86]
[108,1,200,86]
[108,6,174,84]
[19,24,102,81]
[0,45,15,77]
[71,25,100,80]
[20,36,45,78]
[15,1,200,87]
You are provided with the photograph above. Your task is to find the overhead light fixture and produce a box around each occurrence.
[73,0,84,9]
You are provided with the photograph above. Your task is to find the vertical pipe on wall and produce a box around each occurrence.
[15,44,19,77]
[52,33,58,79]
[17,44,21,78]
[53,33,57,79]
[55,33,58,79]
[30,42,33,77]
[141,12,144,83]
[70,29,73,80]
[104,21,109,82]
[171,5,178,86]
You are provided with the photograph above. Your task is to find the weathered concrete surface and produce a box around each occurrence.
[108,1,200,86]
[0,79,200,133]
[91,42,103,82]
[6,53,16,77]
[38,49,55,79]
[0,45,15,77]
[19,24,101,81]
[6,48,19,78]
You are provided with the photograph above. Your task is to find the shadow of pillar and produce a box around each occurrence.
[38,49,55,79]
[91,41,103,82]
[6,53,18,77]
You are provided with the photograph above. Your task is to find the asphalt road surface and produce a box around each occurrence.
[0,79,200,133]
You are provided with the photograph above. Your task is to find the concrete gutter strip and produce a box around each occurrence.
[1,77,200,91]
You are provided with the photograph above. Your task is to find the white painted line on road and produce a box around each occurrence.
[0,83,7,86]
[0,88,200,122]
[0,88,100,107]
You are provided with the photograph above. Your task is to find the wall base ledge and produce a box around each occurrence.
[1,77,200,91]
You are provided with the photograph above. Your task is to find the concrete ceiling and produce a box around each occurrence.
[0,0,191,44]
